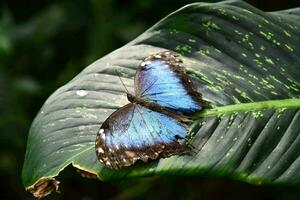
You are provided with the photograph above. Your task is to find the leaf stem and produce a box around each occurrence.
[192,98,300,118]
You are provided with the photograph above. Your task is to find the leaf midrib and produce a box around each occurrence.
[194,98,300,118]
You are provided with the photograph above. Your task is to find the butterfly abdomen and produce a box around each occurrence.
[127,93,164,112]
[127,93,190,123]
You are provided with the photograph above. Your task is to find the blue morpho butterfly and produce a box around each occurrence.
[95,51,204,169]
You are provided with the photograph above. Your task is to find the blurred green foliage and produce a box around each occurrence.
[1,0,300,199]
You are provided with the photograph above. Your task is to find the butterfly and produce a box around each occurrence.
[95,51,204,169]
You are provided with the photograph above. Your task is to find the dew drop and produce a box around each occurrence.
[76,90,88,97]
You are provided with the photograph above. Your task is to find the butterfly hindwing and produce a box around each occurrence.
[135,51,203,114]
[95,103,190,169]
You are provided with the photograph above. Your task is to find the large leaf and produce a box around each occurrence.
[22,0,300,198]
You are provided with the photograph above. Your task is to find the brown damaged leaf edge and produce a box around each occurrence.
[27,177,60,199]
[77,169,98,179]
[27,164,99,198]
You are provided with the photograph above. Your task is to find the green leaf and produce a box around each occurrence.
[22,0,300,198]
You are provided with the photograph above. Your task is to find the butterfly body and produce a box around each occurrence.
[96,51,204,169]
[126,93,189,123]
[126,93,163,112]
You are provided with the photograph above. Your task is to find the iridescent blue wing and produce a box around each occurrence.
[135,51,203,114]
[95,103,190,169]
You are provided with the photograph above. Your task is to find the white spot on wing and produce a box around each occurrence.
[145,61,151,65]
[99,129,105,140]
[97,147,104,154]
[124,150,136,157]
[103,157,108,161]
[141,62,146,67]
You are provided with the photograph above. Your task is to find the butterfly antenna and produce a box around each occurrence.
[115,69,130,94]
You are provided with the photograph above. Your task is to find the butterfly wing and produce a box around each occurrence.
[95,103,190,169]
[135,51,203,114]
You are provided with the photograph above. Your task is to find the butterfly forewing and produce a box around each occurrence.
[135,51,203,114]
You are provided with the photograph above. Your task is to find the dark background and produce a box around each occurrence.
[0,0,300,199]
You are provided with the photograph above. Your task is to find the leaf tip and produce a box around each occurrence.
[26,178,60,199]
